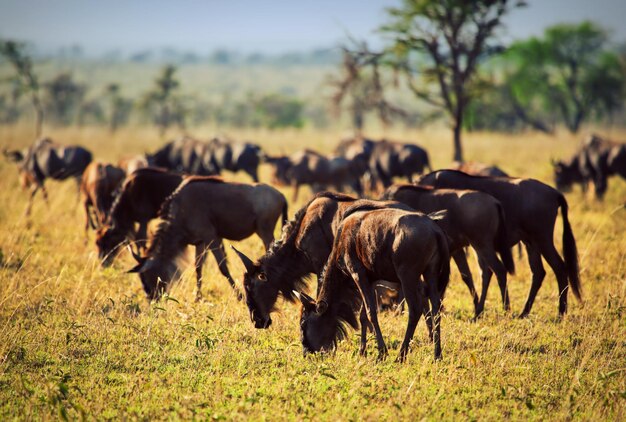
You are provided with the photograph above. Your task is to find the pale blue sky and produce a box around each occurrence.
[1,0,625,55]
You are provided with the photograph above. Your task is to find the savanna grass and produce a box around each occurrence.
[0,124,625,420]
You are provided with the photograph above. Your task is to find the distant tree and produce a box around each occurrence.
[0,77,23,124]
[0,40,44,136]
[382,0,525,162]
[140,65,186,136]
[103,83,133,133]
[254,93,304,129]
[43,72,85,126]
[329,42,405,134]
[77,99,104,126]
[504,21,625,134]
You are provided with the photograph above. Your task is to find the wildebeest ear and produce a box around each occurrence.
[231,245,256,274]
[427,210,447,221]
[127,261,145,273]
[293,290,316,311]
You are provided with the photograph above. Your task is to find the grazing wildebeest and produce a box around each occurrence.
[333,136,377,186]
[295,206,450,361]
[95,168,184,266]
[368,139,431,189]
[207,137,264,182]
[418,170,581,317]
[80,162,126,237]
[553,134,626,199]
[266,149,362,201]
[450,161,509,177]
[4,138,92,216]
[128,176,288,301]
[147,136,216,175]
[232,192,413,329]
[118,155,148,175]
[382,184,515,317]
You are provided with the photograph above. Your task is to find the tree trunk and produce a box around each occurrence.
[32,94,43,138]
[452,107,464,162]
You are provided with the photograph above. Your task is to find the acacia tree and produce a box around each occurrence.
[329,42,405,133]
[140,65,186,136]
[103,83,132,133]
[504,22,624,133]
[0,40,44,136]
[382,0,525,162]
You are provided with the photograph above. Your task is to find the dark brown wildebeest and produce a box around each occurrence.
[128,176,288,301]
[368,139,431,189]
[295,206,450,361]
[80,162,126,238]
[4,138,92,216]
[266,149,362,201]
[333,136,377,185]
[147,136,217,175]
[118,155,148,175]
[553,134,626,199]
[382,184,515,317]
[233,192,437,333]
[207,137,264,182]
[450,161,509,177]
[95,168,184,266]
[418,170,581,317]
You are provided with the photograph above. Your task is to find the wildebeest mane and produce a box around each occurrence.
[261,191,357,301]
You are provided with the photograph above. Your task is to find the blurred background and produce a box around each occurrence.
[0,0,625,149]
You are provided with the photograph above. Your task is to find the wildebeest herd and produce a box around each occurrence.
[4,133,625,360]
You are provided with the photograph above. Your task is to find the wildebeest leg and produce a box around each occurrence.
[25,185,40,217]
[476,255,493,318]
[83,200,95,243]
[537,240,569,316]
[519,243,546,318]
[452,250,479,317]
[358,306,371,356]
[41,184,50,206]
[424,268,443,360]
[209,241,243,300]
[397,273,424,362]
[246,168,259,183]
[194,243,209,302]
[255,220,275,251]
[352,269,388,360]
[292,183,300,202]
[477,248,510,313]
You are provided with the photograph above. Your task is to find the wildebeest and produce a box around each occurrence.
[368,139,431,189]
[382,184,514,318]
[207,137,264,182]
[128,176,288,301]
[147,136,216,175]
[118,155,149,175]
[266,149,362,201]
[233,192,416,330]
[333,136,376,184]
[295,206,450,361]
[418,170,581,317]
[95,168,184,266]
[80,162,126,237]
[450,161,509,177]
[553,134,626,199]
[4,138,92,216]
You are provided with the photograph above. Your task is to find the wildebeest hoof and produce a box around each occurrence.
[518,312,529,319]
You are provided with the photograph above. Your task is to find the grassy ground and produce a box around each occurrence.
[0,124,625,420]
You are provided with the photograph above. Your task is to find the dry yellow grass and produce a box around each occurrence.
[0,124,625,420]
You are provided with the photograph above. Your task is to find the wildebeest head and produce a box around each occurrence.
[264,156,291,186]
[295,291,357,354]
[127,251,178,301]
[3,149,24,163]
[95,225,127,267]
[552,159,578,192]
[232,246,276,329]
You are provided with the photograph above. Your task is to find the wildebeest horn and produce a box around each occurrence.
[231,245,255,274]
[427,210,447,221]
[293,290,316,309]
[126,244,143,263]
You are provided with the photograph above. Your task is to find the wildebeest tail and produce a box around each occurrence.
[558,194,581,301]
[281,201,288,228]
[494,202,515,275]
[435,229,451,297]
